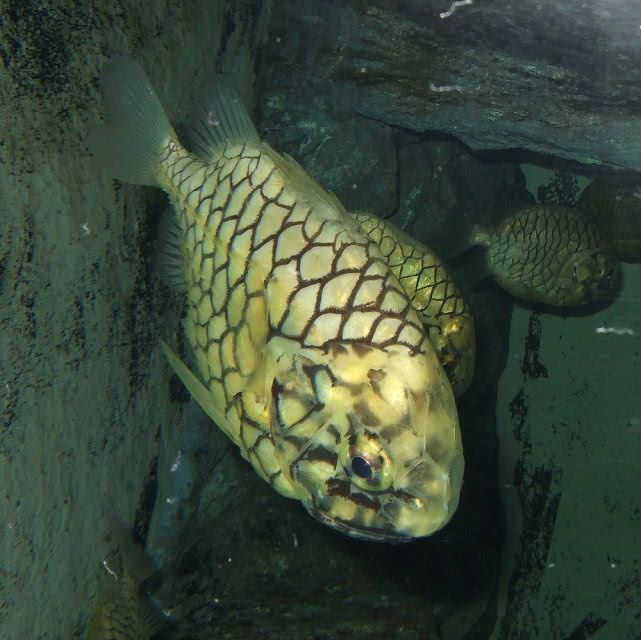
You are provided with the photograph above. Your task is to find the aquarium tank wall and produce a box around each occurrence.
[0,1,638,639]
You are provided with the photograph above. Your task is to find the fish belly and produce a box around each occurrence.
[157,141,292,486]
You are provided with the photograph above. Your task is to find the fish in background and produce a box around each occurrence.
[349,211,475,397]
[86,529,163,640]
[577,179,641,262]
[468,205,620,306]
[92,57,463,542]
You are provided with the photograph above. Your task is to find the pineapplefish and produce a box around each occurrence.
[349,211,475,397]
[93,57,463,542]
[471,205,619,306]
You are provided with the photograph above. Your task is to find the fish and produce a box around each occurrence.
[349,211,475,397]
[86,529,162,640]
[93,56,463,542]
[577,179,641,262]
[470,205,620,306]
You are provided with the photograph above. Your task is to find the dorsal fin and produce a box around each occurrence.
[182,76,347,220]
[268,149,347,218]
[183,75,260,159]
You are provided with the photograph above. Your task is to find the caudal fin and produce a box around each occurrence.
[92,56,175,186]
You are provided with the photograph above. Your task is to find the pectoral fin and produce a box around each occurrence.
[160,341,231,435]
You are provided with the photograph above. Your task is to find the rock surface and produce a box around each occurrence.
[8,1,634,638]
[0,2,268,638]
[493,279,641,639]
[259,0,641,174]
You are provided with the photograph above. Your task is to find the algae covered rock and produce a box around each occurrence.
[259,0,641,173]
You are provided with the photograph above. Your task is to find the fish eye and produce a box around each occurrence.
[340,434,394,491]
[351,455,372,479]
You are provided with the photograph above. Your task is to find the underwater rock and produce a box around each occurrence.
[391,135,531,255]
[259,0,641,173]
[0,1,269,638]
[144,402,230,575]
[151,459,449,639]
[259,95,398,217]
[578,178,641,262]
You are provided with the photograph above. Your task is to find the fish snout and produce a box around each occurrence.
[387,458,459,535]
[573,252,620,301]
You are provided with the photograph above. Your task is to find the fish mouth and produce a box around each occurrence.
[302,501,412,544]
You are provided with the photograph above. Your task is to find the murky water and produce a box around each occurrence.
[1,2,639,639]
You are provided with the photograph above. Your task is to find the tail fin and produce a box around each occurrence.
[152,205,187,295]
[92,56,175,186]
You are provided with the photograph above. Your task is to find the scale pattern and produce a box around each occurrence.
[86,563,152,640]
[350,212,475,396]
[158,140,430,490]
[477,205,618,306]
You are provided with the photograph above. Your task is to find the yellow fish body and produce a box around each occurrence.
[349,211,475,397]
[577,179,641,262]
[94,57,463,541]
[472,205,619,306]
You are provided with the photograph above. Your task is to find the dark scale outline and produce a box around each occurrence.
[235,185,265,234]
[273,251,385,347]
[301,206,328,244]
[357,212,471,329]
[166,142,460,508]
[271,378,324,440]
[273,221,309,264]
[230,153,256,189]
[222,142,245,160]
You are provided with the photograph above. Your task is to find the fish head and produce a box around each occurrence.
[561,249,620,303]
[273,343,463,542]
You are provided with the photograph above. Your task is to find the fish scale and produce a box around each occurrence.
[86,532,160,640]
[474,205,618,306]
[349,211,475,397]
[494,209,575,289]
[159,139,429,491]
[94,56,463,542]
